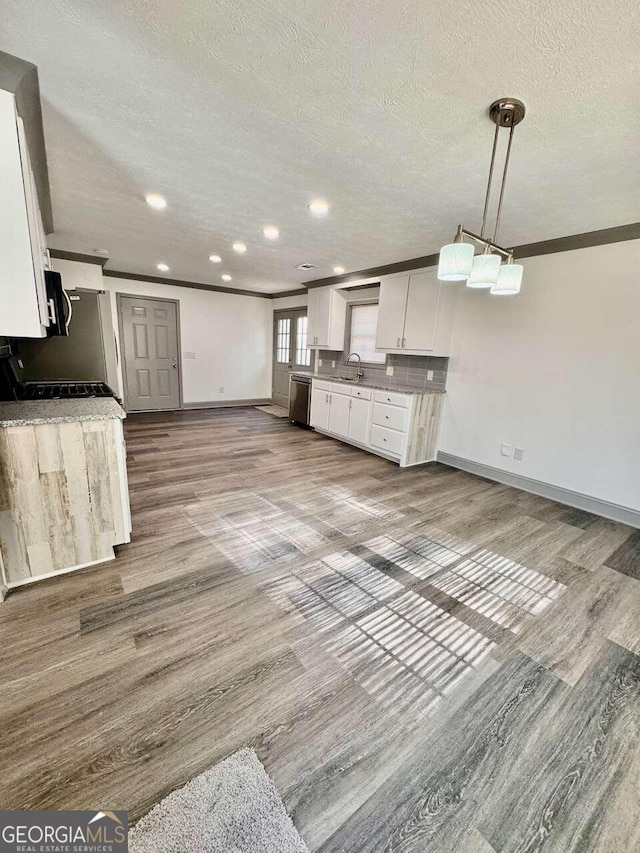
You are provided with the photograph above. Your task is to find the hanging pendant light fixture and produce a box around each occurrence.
[437,98,526,295]
[491,255,523,295]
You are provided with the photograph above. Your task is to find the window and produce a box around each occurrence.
[276,317,291,363]
[348,303,386,364]
[295,315,311,366]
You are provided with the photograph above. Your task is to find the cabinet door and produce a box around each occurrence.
[328,391,350,438]
[310,386,330,430]
[314,288,333,347]
[402,271,440,351]
[307,287,331,347]
[376,276,409,350]
[307,289,320,346]
[0,90,46,338]
[347,396,370,444]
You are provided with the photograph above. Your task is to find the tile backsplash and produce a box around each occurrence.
[316,351,448,391]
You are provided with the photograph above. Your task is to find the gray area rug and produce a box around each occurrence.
[130,748,309,853]
[255,404,289,418]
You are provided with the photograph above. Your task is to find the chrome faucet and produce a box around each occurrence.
[344,352,364,381]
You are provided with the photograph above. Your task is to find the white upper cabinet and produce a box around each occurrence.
[307,286,347,349]
[375,269,456,356]
[376,276,409,350]
[0,89,50,338]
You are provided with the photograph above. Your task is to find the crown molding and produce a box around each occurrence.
[303,221,640,288]
[270,288,308,299]
[49,248,109,267]
[103,269,274,299]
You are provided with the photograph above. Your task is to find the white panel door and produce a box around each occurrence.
[347,397,370,444]
[376,276,409,350]
[310,387,330,430]
[120,296,181,411]
[402,271,441,351]
[328,391,350,438]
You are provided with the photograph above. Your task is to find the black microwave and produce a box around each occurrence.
[45,270,72,336]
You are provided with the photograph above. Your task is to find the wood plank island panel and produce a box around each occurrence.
[0,418,131,587]
[404,391,444,466]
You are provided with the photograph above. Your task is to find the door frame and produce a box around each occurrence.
[116,292,184,413]
[272,307,309,405]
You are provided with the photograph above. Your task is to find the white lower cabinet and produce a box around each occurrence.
[347,396,371,444]
[310,386,330,431]
[369,423,405,457]
[327,387,351,437]
[310,379,443,467]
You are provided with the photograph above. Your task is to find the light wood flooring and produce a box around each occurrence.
[1,406,639,851]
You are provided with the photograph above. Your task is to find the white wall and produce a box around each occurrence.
[52,259,273,405]
[440,239,640,512]
[271,292,307,310]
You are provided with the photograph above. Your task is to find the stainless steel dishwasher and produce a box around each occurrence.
[289,374,311,425]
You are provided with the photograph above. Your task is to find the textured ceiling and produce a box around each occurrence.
[1,0,639,294]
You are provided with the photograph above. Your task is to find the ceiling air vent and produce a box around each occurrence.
[296,263,318,271]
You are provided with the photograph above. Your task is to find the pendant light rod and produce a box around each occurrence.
[480,123,500,239]
[493,122,515,244]
[455,226,512,259]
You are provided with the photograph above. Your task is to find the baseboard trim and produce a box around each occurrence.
[6,554,116,592]
[436,452,640,529]
[182,398,271,410]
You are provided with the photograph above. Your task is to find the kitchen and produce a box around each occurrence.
[1,5,640,851]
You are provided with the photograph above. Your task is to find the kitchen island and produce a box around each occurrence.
[0,398,131,596]
[292,372,445,467]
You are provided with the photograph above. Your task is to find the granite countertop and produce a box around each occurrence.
[290,371,446,395]
[0,398,126,427]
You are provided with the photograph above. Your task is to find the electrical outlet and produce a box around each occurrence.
[331,361,336,368]
[218,386,224,393]
[386,365,394,376]
[427,370,434,381]
[318,359,323,367]
[500,443,514,457]
[514,447,525,461]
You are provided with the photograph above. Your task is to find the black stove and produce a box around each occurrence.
[16,381,114,400]
[0,356,116,402]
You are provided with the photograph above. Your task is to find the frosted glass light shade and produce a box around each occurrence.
[491,262,523,295]
[437,242,474,281]
[467,253,501,288]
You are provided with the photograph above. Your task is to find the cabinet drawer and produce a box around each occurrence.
[373,389,411,408]
[372,402,407,432]
[313,379,331,391]
[350,386,372,401]
[369,424,404,456]
[330,383,351,395]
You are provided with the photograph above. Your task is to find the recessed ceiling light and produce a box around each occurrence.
[232,241,247,254]
[209,254,222,263]
[222,274,232,282]
[308,199,329,216]
[146,193,167,210]
[157,263,170,272]
[333,265,345,274]
[263,226,279,239]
